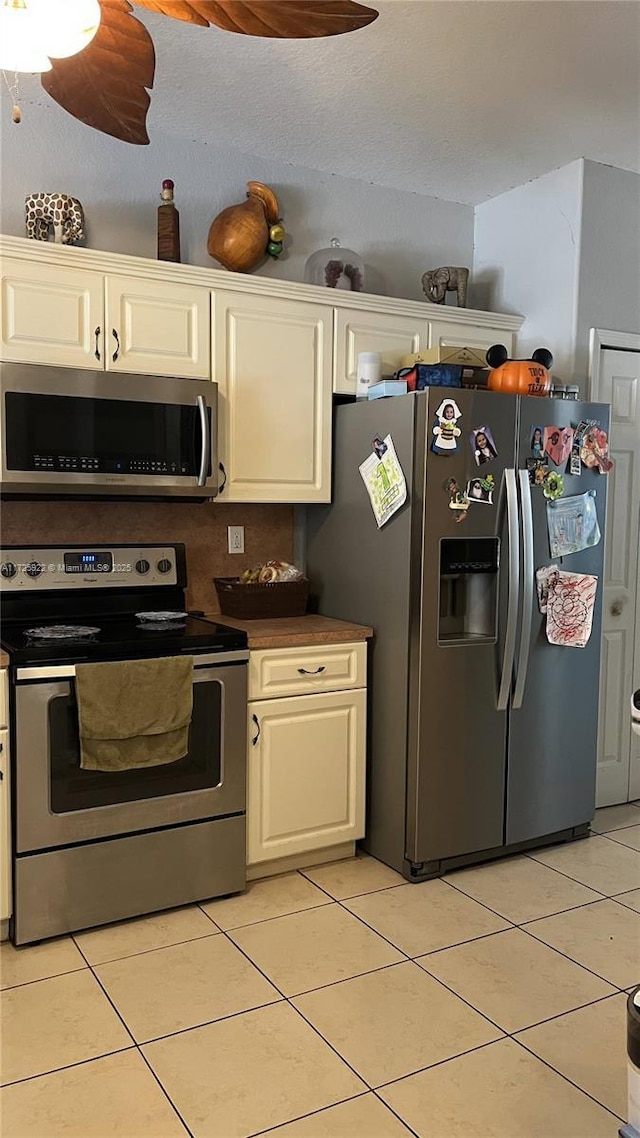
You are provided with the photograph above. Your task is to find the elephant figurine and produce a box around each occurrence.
[25,192,86,245]
[421,266,469,307]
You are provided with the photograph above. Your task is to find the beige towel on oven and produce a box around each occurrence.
[76,655,194,771]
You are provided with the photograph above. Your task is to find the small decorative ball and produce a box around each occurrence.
[269,223,285,243]
[267,241,283,257]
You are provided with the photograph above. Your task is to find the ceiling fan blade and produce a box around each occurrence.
[41,0,155,145]
[134,0,378,37]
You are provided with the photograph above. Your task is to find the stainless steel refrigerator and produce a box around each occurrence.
[306,389,610,880]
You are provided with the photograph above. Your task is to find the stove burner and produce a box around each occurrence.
[135,611,189,623]
[25,624,101,641]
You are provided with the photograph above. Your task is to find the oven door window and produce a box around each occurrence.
[49,679,222,812]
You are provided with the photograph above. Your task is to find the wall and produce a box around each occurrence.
[0,97,473,304]
[472,159,640,389]
[575,161,640,378]
[471,161,583,381]
[0,501,293,615]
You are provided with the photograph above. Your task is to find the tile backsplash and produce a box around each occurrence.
[1,500,294,614]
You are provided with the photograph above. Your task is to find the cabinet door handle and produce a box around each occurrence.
[112,328,120,362]
[94,326,101,361]
[251,713,261,746]
[298,666,326,675]
[218,462,227,493]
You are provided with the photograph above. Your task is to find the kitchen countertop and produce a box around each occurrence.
[204,613,373,649]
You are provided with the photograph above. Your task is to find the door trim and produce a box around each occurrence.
[589,329,640,806]
[589,328,640,398]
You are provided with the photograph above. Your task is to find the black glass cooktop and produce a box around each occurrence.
[1,614,247,665]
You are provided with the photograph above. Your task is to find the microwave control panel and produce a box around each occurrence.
[30,456,190,476]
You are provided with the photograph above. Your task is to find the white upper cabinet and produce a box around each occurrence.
[334,309,429,395]
[428,319,515,360]
[213,290,333,503]
[105,275,209,378]
[0,256,209,378]
[1,257,103,368]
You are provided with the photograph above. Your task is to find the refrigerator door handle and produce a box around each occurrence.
[497,468,520,711]
[513,468,534,709]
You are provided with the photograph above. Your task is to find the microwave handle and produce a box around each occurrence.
[197,394,210,487]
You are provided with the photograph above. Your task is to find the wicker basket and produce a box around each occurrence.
[214,576,309,620]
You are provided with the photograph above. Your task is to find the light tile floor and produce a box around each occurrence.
[1,805,639,1137]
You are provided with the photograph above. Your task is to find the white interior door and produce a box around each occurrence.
[591,344,640,805]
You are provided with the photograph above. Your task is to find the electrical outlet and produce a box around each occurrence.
[228,525,245,554]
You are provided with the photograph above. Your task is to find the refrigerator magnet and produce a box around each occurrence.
[432,398,462,455]
[580,426,613,473]
[543,471,564,500]
[445,477,469,522]
[531,426,544,460]
[469,425,497,466]
[466,474,494,504]
[372,435,388,459]
[545,571,598,648]
[358,434,408,528]
[527,457,549,487]
[543,426,574,468]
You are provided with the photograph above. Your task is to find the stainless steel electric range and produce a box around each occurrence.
[0,543,248,945]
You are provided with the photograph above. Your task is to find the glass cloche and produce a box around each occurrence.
[304,237,365,292]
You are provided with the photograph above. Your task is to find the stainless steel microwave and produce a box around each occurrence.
[0,363,218,498]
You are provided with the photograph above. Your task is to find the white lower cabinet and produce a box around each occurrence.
[247,683,366,867]
[0,670,10,923]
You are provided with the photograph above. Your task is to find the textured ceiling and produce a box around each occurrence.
[45,1,640,204]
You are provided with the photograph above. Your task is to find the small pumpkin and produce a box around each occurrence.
[486,345,553,397]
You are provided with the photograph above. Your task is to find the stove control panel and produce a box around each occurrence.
[0,546,182,591]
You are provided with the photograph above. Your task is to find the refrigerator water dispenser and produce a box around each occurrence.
[438,538,499,644]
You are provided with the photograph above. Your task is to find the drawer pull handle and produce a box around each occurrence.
[94,326,101,360]
[298,666,326,675]
[218,462,227,493]
[251,713,261,746]
[112,328,120,362]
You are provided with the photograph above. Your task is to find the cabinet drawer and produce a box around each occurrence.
[0,672,7,729]
[249,642,366,700]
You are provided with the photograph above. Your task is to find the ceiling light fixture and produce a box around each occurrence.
[0,0,101,74]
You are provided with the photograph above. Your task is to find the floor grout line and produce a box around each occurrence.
[0,1045,135,1090]
[247,1091,374,1138]
[72,928,221,968]
[515,924,629,993]
[134,1047,196,1138]
[0,962,88,992]
[197,897,333,933]
[522,850,638,898]
[510,1034,626,1123]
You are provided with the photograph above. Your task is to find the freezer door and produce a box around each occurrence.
[506,398,610,844]
[408,389,518,864]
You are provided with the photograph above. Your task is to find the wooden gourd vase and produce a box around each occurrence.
[207,182,280,273]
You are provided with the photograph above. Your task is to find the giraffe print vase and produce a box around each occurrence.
[25,192,86,245]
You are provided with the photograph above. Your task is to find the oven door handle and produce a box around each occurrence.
[197,394,210,488]
[16,650,249,681]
